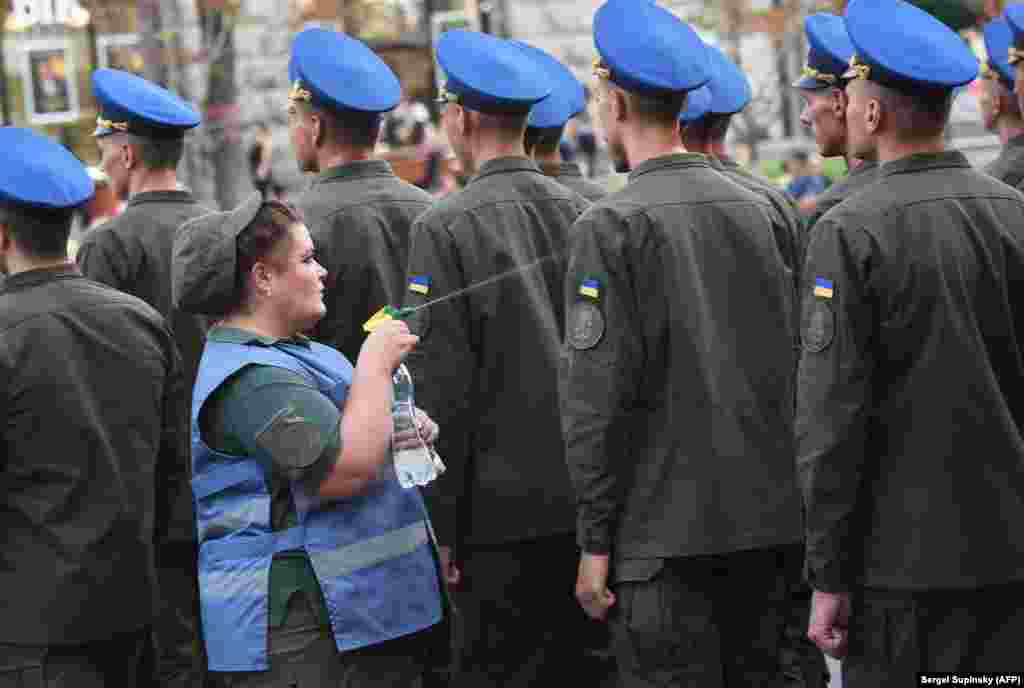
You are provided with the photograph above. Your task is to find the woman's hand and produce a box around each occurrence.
[392,408,439,451]
[357,320,418,377]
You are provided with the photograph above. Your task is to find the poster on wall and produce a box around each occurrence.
[21,39,80,126]
[97,34,146,76]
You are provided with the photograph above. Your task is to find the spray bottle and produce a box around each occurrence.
[363,306,445,488]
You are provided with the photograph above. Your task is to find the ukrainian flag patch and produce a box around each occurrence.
[579,277,601,300]
[813,277,833,299]
[408,275,430,296]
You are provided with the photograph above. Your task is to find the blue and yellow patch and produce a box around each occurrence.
[408,275,430,296]
[579,277,601,300]
[813,277,833,299]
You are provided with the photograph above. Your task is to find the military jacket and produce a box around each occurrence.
[403,156,589,546]
[798,152,1024,592]
[560,153,802,560]
[805,159,880,232]
[300,160,434,362]
[0,266,186,644]
[982,134,1024,190]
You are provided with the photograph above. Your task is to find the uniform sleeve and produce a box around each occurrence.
[221,366,342,487]
[559,209,645,555]
[796,219,877,593]
[401,215,476,547]
[76,229,132,290]
[155,326,191,548]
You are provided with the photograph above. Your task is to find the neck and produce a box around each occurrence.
[624,124,687,170]
[220,310,295,341]
[129,168,180,197]
[875,132,946,164]
[316,143,375,173]
[997,119,1024,145]
[533,148,563,167]
[7,254,72,277]
[470,136,526,172]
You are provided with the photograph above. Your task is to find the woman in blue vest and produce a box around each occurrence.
[171,193,445,686]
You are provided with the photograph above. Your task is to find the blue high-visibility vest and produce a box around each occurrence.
[191,338,442,672]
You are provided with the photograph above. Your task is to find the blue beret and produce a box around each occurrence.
[593,0,710,96]
[289,28,401,114]
[983,18,1016,87]
[513,41,586,130]
[1006,4,1024,47]
[0,127,93,209]
[843,0,978,92]
[705,43,752,115]
[92,69,200,139]
[795,13,855,90]
[678,85,712,123]
[437,30,551,115]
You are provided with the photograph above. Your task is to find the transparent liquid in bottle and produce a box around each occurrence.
[392,364,444,488]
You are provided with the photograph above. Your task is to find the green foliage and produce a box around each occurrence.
[760,159,786,179]
[821,157,849,181]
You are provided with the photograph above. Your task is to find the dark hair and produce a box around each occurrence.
[316,105,382,148]
[683,113,732,144]
[409,121,428,146]
[790,149,810,163]
[524,125,564,155]
[129,134,185,171]
[625,89,688,124]
[234,201,303,304]
[0,202,74,259]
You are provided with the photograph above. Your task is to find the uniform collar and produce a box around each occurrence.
[207,325,312,348]
[0,263,80,292]
[315,159,394,185]
[1006,133,1024,150]
[468,156,542,185]
[879,151,969,178]
[127,189,196,208]
[628,153,709,182]
[539,161,584,179]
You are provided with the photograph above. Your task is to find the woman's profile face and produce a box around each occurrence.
[268,223,327,332]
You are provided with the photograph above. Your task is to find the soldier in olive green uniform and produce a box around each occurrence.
[517,41,607,204]
[402,29,592,688]
[286,28,435,364]
[792,13,879,234]
[979,17,1024,189]
[801,1,1024,681]
[564,4,803,685]
[75,68,208,688]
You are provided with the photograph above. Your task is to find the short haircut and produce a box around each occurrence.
[234,201,303,304]
[304,101,382,148]
[129,134,185,172]
[524,125,565,155]
[624,88,688,125]
[684,113,732,143]
[867,80,953,139]
[791,149,810,163]
[0,202,75,259]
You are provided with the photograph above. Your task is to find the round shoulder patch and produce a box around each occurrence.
[568,300,605,350]
[802,297,835,354]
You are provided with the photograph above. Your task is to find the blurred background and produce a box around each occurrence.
[0,0,1006,210]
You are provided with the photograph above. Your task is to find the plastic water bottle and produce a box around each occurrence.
[391,364,444,488]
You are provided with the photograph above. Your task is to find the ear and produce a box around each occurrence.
[865,96,882,136]
[832,87,848,120]
[250,260,275,299]
[455,104,471,137]
[0,222,11,254]
[612,87,629,123]
[310,111,325,149]
[120,139,136,170]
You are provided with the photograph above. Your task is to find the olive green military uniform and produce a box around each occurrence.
[403,156,593,688]
[561,153,802,686]
[538,161,608,203]
[76,189,211,688]
[799,152,1024,683]
[299,161,434,363]
[982,133,1024,189]
[804,160,879,232]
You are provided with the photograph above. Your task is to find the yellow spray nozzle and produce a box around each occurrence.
[362,305,413,333]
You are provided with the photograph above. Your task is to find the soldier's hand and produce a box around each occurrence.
[357,320,418,377]
[807,589,851,659]
[576,553,615,621]
[392,408,439,450]
[438,545,461,587]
